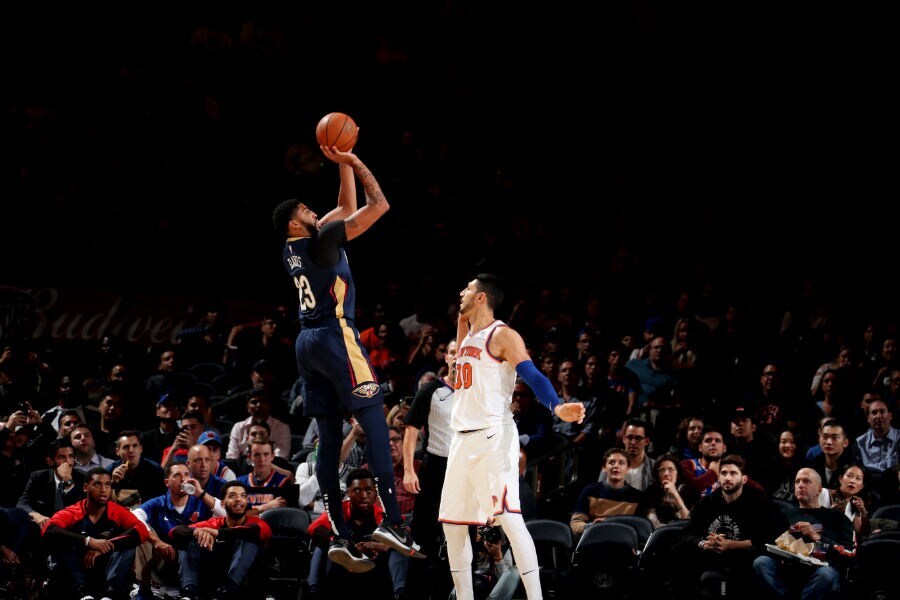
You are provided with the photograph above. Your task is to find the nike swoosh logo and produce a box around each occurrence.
[487,433,496,439]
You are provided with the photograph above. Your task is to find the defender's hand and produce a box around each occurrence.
[554,402,586,424]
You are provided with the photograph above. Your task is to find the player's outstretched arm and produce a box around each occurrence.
[318,146,359,226]
[320,147,389,241]
[491,326,585,424]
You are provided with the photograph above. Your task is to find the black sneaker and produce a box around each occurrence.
[213,584,238,600]
[327,538,375,573]
[178,585,200,600]
[372,522,426,558]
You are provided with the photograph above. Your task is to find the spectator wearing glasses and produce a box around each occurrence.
[601,418,655,491]
[363,426,419,518]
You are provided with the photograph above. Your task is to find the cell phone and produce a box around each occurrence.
[15,400,30,413]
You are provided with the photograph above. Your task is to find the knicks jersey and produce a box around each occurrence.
[283,236,356,327]
[451,320,517,431]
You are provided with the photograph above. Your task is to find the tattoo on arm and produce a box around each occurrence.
[345,217,359,229]
[353,164,386,207]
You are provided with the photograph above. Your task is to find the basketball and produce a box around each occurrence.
[315,112,358,152]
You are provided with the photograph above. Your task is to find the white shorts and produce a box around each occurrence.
[438,422,521,525]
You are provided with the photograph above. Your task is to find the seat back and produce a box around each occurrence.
[573,521,639,565]
[872,503,900,522]
[526,518,573,550]
[526,519,574,598]
[187,362,226,382]
[636,520,689,597]
[854,537,900,597]
[638,520,689,569]
[261,506,312,536]
[572,521,640,595]
[603,514,654,549]
[259,507,313,597]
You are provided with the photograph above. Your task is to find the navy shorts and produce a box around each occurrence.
[295,322,383,416]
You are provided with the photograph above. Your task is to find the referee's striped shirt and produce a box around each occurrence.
[405,379,454,458]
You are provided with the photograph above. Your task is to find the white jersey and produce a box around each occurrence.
[450,320,517,431]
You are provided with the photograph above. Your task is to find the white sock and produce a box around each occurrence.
[498,512,542,600]
[443,523,474,600]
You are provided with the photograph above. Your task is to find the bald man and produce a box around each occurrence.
[753,468,855,599]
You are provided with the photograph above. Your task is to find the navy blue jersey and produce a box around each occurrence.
[282,222,381,412]
[283,228,356,327]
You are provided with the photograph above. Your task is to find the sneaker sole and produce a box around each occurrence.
[327,548,375,573]
[371,530,427,559]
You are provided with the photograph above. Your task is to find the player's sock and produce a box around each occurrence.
[314,413,351,538]
[498,511,543,599]
[443,523,474,600]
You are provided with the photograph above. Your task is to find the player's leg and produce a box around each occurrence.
[496,512,541,600]
[494,424,542,599]
[316,324,423,557]
[313,410,349,537]
[353,402,401,523]
[353,402,424,557]
[442,523,474,600]
[316,408,376,573]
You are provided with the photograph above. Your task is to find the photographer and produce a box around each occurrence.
[160,411,205,468]
[450,525,520,600]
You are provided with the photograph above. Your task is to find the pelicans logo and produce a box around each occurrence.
[351,382,381,398]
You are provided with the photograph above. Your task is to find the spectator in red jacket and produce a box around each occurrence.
[42,467,149,600]
[169,480,272,600]
[307,468,409,599]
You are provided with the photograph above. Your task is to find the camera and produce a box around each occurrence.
[480,525,502,545]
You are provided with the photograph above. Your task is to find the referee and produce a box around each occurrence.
[403,338,457,594]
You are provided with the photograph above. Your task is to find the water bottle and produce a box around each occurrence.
[182,482,196,495]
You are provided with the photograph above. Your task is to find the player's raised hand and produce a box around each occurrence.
[554,402,586,424]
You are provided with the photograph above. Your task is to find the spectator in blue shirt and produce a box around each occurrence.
[856,395,899,479]
[132,463,225,599]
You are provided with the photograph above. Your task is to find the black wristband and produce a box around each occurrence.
[199,490,208,499]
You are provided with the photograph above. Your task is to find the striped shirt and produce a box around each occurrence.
[406,378,455,458]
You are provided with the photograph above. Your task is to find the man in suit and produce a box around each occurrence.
[14,438,88,589]
[17,438,86,529]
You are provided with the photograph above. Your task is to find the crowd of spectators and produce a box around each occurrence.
[1,273,899,598]
[2,7,896,600]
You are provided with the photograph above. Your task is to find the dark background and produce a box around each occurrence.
[2,5,894,328]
